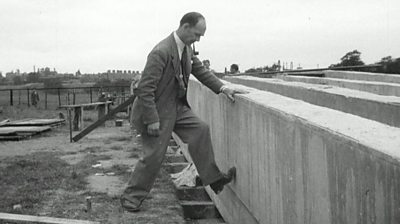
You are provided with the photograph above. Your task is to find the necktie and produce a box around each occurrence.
[181,46,188,85]
[177,46,187,98]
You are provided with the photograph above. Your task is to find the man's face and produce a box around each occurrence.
[182,19,206,45]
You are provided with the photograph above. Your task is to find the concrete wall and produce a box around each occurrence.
[225,76,400,128]
[281,75,400,97]
[324,70,400,84]
[187,78,400,224]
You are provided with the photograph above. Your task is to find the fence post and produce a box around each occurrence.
[73,89,76,105]
[67,91,70,105]
[58,88,61,107]
[90,87,93,103]
[18,90,21,105]
[68,109,72,143]
[45,91,48,109]
[27,89,30,107]
[10,89,13,106]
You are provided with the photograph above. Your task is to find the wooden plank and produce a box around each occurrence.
[0,126,51,135]
[72,95,136,142]
[0,126,51,137]
[4,119,65,127]
[0,119,10,127]
[0,135,25,141]
[0,129,17,135]
[59,101,113,109]
[0,212,100,224]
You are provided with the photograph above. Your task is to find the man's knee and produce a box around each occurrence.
[197,121,210,134]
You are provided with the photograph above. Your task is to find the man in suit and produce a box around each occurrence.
[121,12,247,212]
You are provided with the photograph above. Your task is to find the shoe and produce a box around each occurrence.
[120,197,142,212]
[210,167,236,194]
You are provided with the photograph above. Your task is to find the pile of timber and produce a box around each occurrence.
[0,118,65,141]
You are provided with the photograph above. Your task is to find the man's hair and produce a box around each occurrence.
[203,59,210,64]
[230,64,239,71]
[180,12,204,27]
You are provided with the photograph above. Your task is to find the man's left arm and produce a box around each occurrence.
[191,55,223,93]
[191,55,248,102]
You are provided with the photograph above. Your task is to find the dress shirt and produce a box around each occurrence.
[173,31,227,93]
[173,32,186,60]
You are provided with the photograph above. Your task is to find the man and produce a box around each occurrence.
[31,89,40,107]
[202,59,214,73]
[230,64,240,74]
[121,12,247,212]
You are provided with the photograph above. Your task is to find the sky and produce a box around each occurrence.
[0,0,399,74]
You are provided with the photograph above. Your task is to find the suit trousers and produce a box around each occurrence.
[122,99,223,202]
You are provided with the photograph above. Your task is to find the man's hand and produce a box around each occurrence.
[147,122,160,137]
[221,86,249,102]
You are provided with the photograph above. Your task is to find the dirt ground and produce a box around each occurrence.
[0,108,186,224]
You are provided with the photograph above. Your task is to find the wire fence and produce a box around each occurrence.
[0,86,131,109]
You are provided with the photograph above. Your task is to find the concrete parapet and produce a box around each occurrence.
[225,76,400,128]
[324,70,400,84]
[281,75,400,97]
[187,78,400,224]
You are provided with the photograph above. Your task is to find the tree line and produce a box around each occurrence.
[245,50,400,74]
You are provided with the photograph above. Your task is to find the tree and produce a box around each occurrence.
[379,56,393,64]
[13,76,23,85]
[43,77,63,93]
[378,56,400,74]
[245,68,257,73]
[93,78,112,88]
[26,72,40,83]
[330,50,365,68]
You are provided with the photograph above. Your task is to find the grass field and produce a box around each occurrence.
[0,107,185,223]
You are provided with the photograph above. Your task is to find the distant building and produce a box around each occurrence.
[6,71,18,80]
[79,69,141,82]
[37,67,57,77]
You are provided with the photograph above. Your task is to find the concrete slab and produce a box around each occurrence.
[324,70,400,84]
[187,77,400,224]
[226,76,400,128]
[281,75,400,96]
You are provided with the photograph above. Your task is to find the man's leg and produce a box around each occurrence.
[122,117,175,209]
[173,103,223,186]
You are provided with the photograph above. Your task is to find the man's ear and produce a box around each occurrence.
[182,23,190,30]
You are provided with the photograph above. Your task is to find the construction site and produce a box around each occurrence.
[0,68,399,224]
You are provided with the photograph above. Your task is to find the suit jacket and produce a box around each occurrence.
[131,33,224,132]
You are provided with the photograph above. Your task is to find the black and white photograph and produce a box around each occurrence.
[0,0,400,223]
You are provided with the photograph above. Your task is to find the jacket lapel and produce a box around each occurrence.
[168,33,192,86]
[168,33,180,77]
